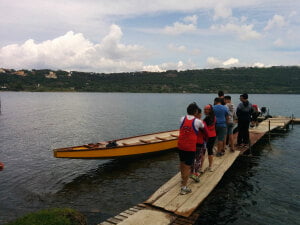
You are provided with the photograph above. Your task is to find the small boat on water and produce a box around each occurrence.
[53,130,179,159]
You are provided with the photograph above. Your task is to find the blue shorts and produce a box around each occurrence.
[178,150,195,166]
[227,123,234,135]
[216,126,227,141]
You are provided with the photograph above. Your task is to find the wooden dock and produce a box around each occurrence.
[98,117,295,225]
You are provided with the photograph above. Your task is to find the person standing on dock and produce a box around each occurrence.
[178,102,204,195]
[201,104,217,172]
[190,109,208,182]
[213,98,229,157]
[218,90,225,105]
[236,93,253,147]
[224,95,236,152]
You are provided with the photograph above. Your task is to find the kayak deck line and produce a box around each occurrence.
[53,130,179,158]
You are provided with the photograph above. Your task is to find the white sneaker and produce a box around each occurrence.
[180,186,192,195]
[208,167,214,172]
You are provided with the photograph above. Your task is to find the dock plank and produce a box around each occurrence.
[145,173,181,204]
[117,208,176,225]
[175,151,240,217]
[157,151,235,214]
[99,117,293,225]
[145,118,288,217]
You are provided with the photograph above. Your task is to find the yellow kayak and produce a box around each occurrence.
[53,130,179,159]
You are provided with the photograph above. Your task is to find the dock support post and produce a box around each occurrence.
[291,114,294,129]
[268,120,271,143]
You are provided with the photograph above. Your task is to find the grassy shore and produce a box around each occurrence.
[5,208,87,225]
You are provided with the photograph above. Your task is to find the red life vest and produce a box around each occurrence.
[178,116,198,151]
[206,117,216,138]
[197,128,205,144]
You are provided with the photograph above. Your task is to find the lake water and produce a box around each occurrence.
[0,92,299,225]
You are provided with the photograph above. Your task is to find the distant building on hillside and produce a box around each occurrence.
[45,71,57,79]
[0,68,6,73]
[14,70,27,76]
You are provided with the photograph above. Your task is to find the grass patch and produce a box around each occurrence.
[6,208,87,225]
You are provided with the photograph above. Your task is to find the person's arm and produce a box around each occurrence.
[236,104,241,117]
[232,104,237,120]
[225,107,230,123]
[202,121,209,142]
[194,118,205,130]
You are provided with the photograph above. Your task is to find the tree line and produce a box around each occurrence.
[0,66,299,93]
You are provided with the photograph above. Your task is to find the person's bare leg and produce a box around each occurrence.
[180,162,191,187]
[180,162,185,185]
[199,153,205,173]
[218,140,223,153]
[208,155,213,168]
[229,134,234,151]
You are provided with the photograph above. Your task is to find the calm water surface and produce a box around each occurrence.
[0,92,299,225]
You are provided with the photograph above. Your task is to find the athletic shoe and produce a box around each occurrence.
[190,174,200,183]
[216,152,223,157]
[198,168,204,174]
[180,186,192,195]
[208,167,214,172]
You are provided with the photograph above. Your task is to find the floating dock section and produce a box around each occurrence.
[99,117,295,225]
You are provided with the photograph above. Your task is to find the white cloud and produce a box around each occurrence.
[240,16,248,23]
[142,59,198,72]
[223,58,239,66]
[183,15,198,24]
[206,57,239,68]
[274,38,284,46]
[289,11,297,18]
[142,65,166,72]
[163,15,198,35]
[164,22,197,35]
[155,60,197,71]
[167,43,201,55]
[211,23,262,40]
[213,4,232,20]
[168,44,187,52]
[264,15,286,31]
[206,57,222,67]
[0,25,148,73]
[252,62,265,67]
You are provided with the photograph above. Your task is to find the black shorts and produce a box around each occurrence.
[178,150,195,166]
[206,137,216,155]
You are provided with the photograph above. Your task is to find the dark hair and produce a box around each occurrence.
[187,102,200,115]
[218,90,224,97]
[204,104,215,126]
[214,97,222,103]
[224,95,231,100]
[240,93,248,99]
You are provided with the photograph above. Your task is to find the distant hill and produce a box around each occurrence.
[0,66,299,93]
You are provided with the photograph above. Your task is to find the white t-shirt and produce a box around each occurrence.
[180,115,204,130]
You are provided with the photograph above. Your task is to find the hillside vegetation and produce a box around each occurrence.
[0,66,299,93]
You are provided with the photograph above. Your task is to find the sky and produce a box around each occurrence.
[0,0,299,73]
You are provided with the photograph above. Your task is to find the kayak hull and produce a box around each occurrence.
[53,130,179,159]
